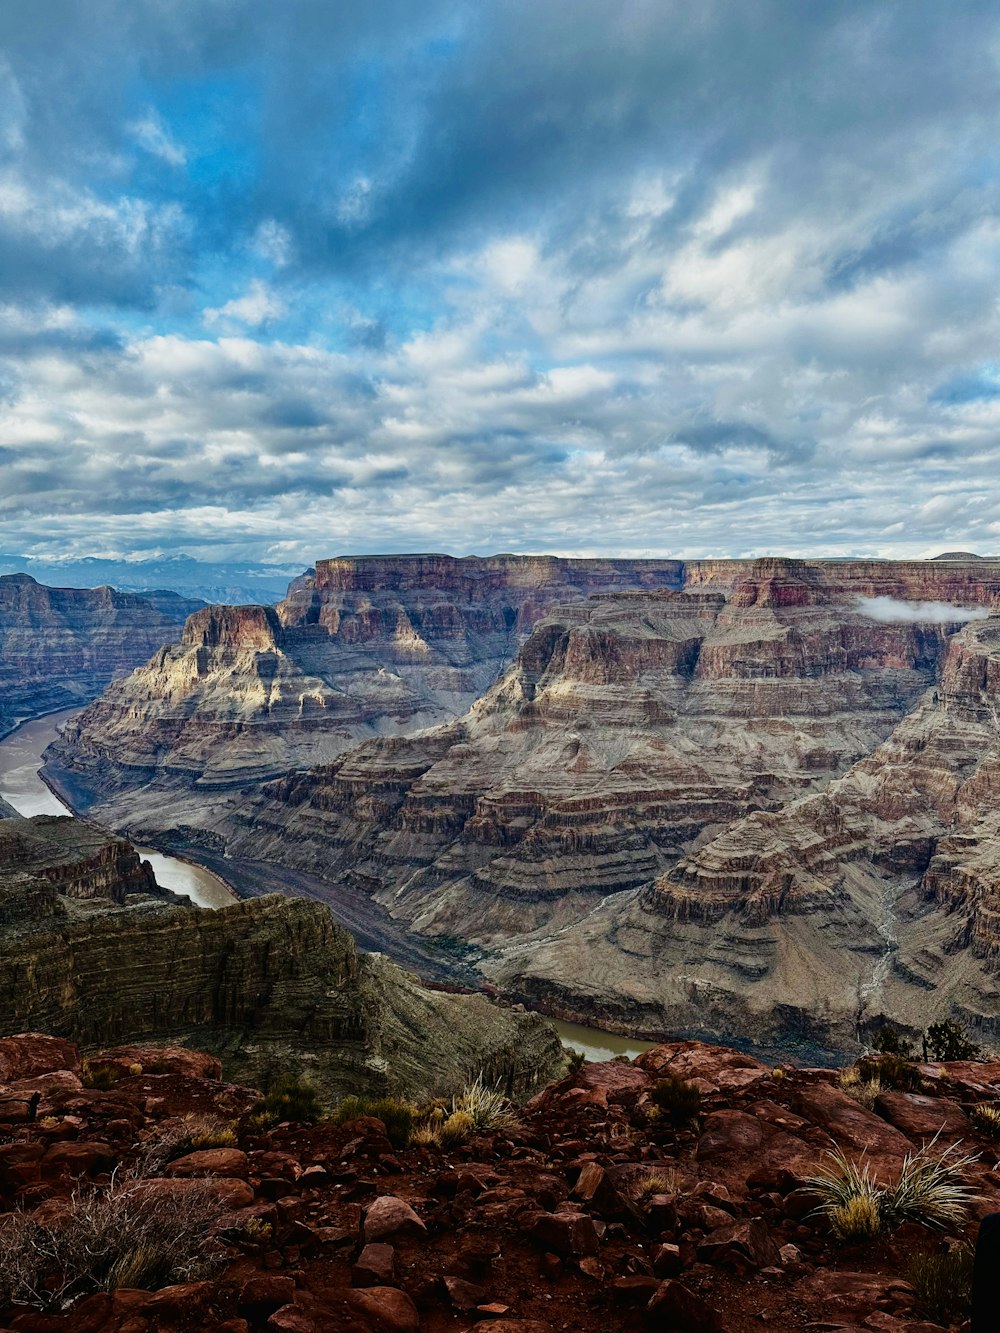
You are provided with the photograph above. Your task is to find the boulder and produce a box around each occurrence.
[874,1091,969,1140]
[167,1148,250,1179]
[346,1286,420,1333]
[362,1195,427,1244]
[0,1034,78,1083]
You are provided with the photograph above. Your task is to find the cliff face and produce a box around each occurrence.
[214,570,957,941]
[0,816,564,1102]
[54,554,686,791]
[0,574,203,734]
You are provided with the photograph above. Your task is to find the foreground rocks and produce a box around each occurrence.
[0,1033,995,1331]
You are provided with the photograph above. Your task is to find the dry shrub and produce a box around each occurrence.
[804,1136,980,1241]
[908,1245,974,1323]
[632,1167,682,1204]
[0,1170,230,1311]
[971,1103,1000,1138]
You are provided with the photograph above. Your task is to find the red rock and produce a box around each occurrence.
[874,1090,969,1139]
[612,1275,661,1303]
[696,1109,765,1163]
[527,1209,600,1257]
[347,1285,420,1332]
[644,1278,723,1331]
[794,1269,893,1312]
[238,1274,296,1314]
[353,1243,396,1287]
[131,1174,253,1209]
[443,1276,488,1310]
[0,1034,78,1083]
[638,1040,771,1093]
[167,1147,250,1178]
[362,1194,427,1243]
[94,1044,222,1080]
[653,1243,683,1277]
[268,1308,317,1333]
[0,1094,40,1123]
[138,1281,218,1316]
[59,1292,112,1333]
[793,1085,910,1170]
[696,1217,782,1271]
[42,1139,115,1178]
[572,1161,604,1200]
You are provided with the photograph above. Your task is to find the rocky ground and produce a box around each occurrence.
[0,1033,996,1332]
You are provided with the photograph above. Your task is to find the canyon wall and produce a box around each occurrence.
[0,574,203,734]
[46,553,1000,1053]
[0,814,564,1101]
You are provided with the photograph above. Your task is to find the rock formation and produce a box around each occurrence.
[0,814,564,1102]
[0,574,203,735]
[53,554,685,789]
[46,553,1000,1055]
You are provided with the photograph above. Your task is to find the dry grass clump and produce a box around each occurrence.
[134,1114,238,1173]
[908,1245,974,1324]
[828,1193,883,1242]
[648,1075,702,1127]
[0,1169,230,1311]
[839,1066,884,1109]
[410,1076,519,1149]
[248,1075,323,1129]
[804,1136,980,1241]
[971,1103,1000,1138]
[631,1167,681,1204]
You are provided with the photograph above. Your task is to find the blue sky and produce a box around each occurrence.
[2,0,1000,564]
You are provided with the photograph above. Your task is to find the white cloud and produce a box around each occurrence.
[128,111,186,167]
[203,280,287,329]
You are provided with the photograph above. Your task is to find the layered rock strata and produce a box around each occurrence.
[0,574,202,734]
[0,816,563,1101]
[46,553,1000,1053]
[55,554,685,789]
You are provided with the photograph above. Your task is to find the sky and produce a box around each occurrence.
[2,0,1000,566]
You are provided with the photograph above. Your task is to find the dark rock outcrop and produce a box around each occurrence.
[0,817,563,1102]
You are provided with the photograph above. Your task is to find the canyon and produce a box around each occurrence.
[0,574,203,737]
[44,553,1000,1057]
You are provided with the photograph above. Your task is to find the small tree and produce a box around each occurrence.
[923,1021,981,1063]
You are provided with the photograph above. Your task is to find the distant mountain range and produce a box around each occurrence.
[0,554,306,605]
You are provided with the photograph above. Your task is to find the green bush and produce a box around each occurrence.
[971,1103,1000,1138]
[650,1075,702,1127]
[250,1075,323,1126]
[871,1026,914,1058]
[908,1246,974,1324]
[923,1020,981,1062]
[333,1096,415,1149]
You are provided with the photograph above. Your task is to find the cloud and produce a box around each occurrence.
[856,596,991,624]
[128,111,186,167]
[1,2,1000,561]
[204,281,287,329]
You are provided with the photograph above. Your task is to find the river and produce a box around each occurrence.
[0,710,235,909]
[0,708,657,1061]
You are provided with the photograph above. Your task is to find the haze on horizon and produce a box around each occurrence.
[1,0,999,569]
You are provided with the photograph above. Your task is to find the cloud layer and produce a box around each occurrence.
[2,2,1000,562]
